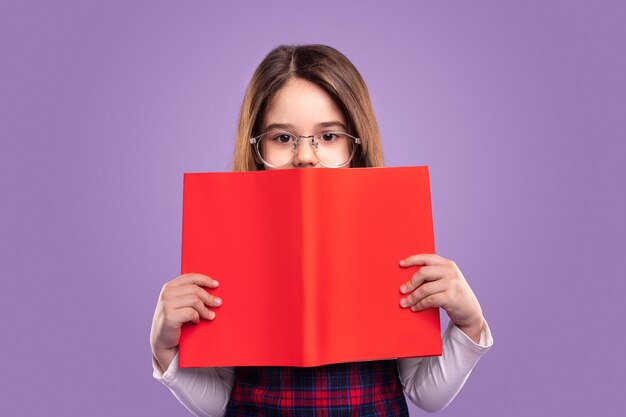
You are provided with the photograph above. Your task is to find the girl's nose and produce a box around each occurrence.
[292,137,319,168]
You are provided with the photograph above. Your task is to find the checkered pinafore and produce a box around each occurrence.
[225,360,409,416]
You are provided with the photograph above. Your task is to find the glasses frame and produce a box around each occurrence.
[249,131,362,168]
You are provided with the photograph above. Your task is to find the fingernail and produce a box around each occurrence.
[214,297,222,305]
[208,311,215,319]
[399,260,405,266]
[213,280,220,286]
[400,298,408,307]
[400,285,407,293]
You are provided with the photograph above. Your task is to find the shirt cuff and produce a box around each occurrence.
[449,318,494,354]
[152,351,179,383]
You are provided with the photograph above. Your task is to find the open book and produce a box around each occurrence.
[179,166,441,367]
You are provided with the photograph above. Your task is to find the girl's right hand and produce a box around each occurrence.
[150,273,221,372]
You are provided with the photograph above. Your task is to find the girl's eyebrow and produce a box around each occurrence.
[265,121,348,131]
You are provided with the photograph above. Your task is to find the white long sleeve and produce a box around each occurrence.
[152,318,493,416]
[152,354,234,417]
[397,318,494,413]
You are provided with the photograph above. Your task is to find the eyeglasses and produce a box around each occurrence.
[250,130,361,168]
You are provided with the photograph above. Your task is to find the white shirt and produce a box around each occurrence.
[152,319,494,416]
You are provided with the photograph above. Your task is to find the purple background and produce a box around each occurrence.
[1,1,624,416]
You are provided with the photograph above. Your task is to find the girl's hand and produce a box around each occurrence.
[398,254,484,343]
[150,273,221,372]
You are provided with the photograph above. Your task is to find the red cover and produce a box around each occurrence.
[179,166,441,367]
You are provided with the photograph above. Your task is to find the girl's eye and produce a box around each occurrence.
[273,134,293,144]
[321,133,338,142]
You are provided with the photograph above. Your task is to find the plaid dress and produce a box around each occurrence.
[225,360,409,417]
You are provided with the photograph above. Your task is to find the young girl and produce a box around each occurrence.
[150,44,493,417]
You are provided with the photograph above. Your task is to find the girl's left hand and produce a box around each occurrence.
[398,254,484,342]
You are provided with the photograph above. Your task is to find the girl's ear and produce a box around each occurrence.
[251,149,266,170]
[252,151,263,166]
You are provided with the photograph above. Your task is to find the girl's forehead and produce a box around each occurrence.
[264,78,345,129]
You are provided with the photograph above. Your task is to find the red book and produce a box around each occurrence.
[179,166,441,367]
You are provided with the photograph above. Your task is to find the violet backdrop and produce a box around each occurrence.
[1,1,624,416]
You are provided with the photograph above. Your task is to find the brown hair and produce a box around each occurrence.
[231,44,384,171]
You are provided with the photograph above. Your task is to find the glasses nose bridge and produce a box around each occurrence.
[295,134,317,151]
[292,134,319,167]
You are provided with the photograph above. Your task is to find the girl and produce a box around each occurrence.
[150,44,493,417]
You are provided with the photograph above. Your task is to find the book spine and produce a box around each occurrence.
[180,174,188,275]
[301,169,319,366]
[424,167,436,254]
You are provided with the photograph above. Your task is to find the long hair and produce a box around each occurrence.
[231,44,384,171]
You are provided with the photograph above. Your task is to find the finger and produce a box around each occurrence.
[399,254,447,268]
[163,306,205,326]
[177,306,205,324]
[410,293,446,312]
[400,280,447,308]
[172,273,219,289]
[169,295,215,320]
[167,285,223,308]
[400,265,448,294]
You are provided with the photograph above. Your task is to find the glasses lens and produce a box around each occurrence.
[257,132,297,167]
[315,133,355,167]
